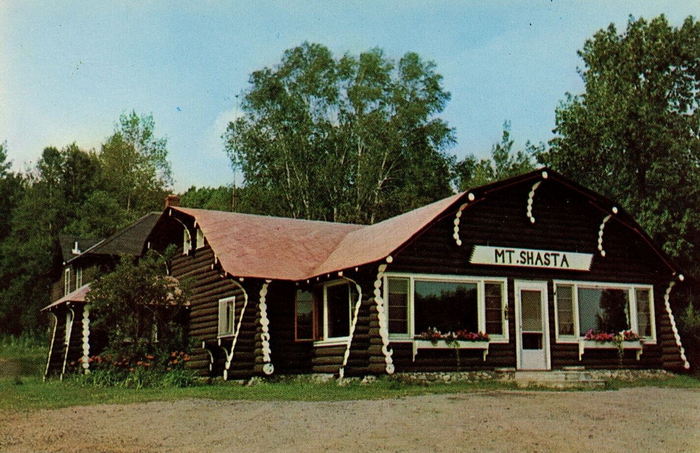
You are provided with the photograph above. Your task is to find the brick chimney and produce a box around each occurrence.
[165,194,180,208]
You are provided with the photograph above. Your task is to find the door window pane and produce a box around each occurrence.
[578,288,629,335]
[485,282,504,335]
[636,289,652,337]
[556,285,574,336]
[388,278,409,334]
[521,290,542,331]
[414,281,478,334]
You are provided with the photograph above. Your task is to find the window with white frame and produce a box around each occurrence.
[65,310,74,344]
[217,296,236,338]
[553,281,655,342]
[196,227,205,249]
[323,281,357,340]
[385,274,508,342]
[75,267,83,288]
[64,268,71,296]
[182,228,192,255]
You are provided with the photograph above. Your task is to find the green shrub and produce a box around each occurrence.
[74,367,197,389]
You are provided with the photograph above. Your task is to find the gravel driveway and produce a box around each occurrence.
[1,387,698,452]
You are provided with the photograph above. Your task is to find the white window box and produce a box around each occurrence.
[578,339,643,361]
[412,339,490,362]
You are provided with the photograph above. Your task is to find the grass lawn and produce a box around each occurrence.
[1,334,698,413]
[1,376,523,412]
[1,373,698,413]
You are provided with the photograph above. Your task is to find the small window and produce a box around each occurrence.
[484,282,505,336]
[182,229,192,255]
[64,268,71,296]
[65,311,73,344]
[388,278,409,335]
[636,288,653,338]
[295,290,315,340]
[196,228,205,249]
[75,267,83,288]
[556,285,575,337]
[324,282,356,339]
[218,297,236,337]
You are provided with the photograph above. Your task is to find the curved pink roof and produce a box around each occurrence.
[172,191,465,281]
[42,284,91,311]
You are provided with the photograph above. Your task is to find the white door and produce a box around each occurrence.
[515,280,550,370]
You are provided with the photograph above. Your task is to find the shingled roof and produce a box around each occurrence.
[170,191,465,281]
[42,284,91,311]
[58,235,101,263]
[165,168,679,282]
[66,212,160,264]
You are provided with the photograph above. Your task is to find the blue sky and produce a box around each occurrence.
[1,1,697,192]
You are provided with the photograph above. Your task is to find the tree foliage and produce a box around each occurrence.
[101,111,172,217]
[225,43,455,224]
[541,15,700,277]
[0,112,173,335]
[454,122,537,191]
[86,249,189,359]
[180,185,235,212]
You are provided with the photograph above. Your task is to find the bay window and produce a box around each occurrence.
[385,274,508,342]
[553,281,655,342]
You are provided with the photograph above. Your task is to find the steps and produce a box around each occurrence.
[512,369,607,389]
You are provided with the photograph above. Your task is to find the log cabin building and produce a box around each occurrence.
[145,168,689,378]
[43,212,160,379]
[44,168,691,379]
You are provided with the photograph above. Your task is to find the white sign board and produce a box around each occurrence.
[470,245,593,271]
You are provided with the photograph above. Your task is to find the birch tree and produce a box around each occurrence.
[224,43,455,224]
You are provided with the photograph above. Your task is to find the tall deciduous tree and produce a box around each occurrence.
[541,15,700,277]
[101,111,172,219]
[454,122,538,191]
[224,43,455,224]
[0,142,24,242]
[179,186,236,212]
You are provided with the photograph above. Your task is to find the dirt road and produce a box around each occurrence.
[1,387,698,452]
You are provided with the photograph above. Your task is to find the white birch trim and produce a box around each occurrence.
[259,280,274,375]
[526,181,542,224]
[61,307,75,380]
[338,276,362,379]
[596,207,618,257]
[663,277,690,370]
[201,342,215,373]
[81,305,90,374]
[44,312,58,380]
[373,264,394,374]
[526,171,548,224]
[221,279,249,380]
[452,203,468,247]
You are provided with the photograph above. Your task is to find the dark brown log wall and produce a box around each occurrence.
[170,245,258,378]
[385,179,681,371]
[45,304,85,378]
